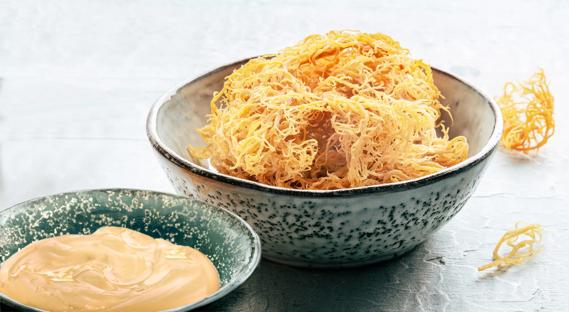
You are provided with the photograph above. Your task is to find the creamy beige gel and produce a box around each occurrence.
[0,226,221,311]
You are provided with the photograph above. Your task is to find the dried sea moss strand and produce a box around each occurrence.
[478,223,542,271]
[497,69,554,153]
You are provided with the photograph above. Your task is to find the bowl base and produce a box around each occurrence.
[262,244,419,269]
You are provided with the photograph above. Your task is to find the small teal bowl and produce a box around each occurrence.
[0,189,261,311]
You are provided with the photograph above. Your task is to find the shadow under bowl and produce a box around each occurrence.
[0,188,261,311]
[147,58,502,268]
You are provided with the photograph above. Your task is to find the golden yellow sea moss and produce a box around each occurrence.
[497,69,554,153]
[190,30,469,190]
[478,223,542,271]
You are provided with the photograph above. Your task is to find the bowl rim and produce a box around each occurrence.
[0,188,262,312]
[147,58,503,198]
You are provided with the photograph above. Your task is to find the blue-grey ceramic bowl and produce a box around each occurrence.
[0,189,261,311]
[147,58,502,268]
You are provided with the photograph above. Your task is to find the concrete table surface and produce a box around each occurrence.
[0,1,568,311]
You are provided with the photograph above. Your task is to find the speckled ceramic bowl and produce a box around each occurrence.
[147,58,502,268]
[0,189,261,311]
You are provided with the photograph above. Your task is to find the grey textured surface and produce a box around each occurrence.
[0,1,568,311]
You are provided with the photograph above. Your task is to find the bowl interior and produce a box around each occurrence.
[154,59,497,174]
[0,189,261,311]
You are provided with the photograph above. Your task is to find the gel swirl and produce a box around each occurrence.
[0,227,221,311]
